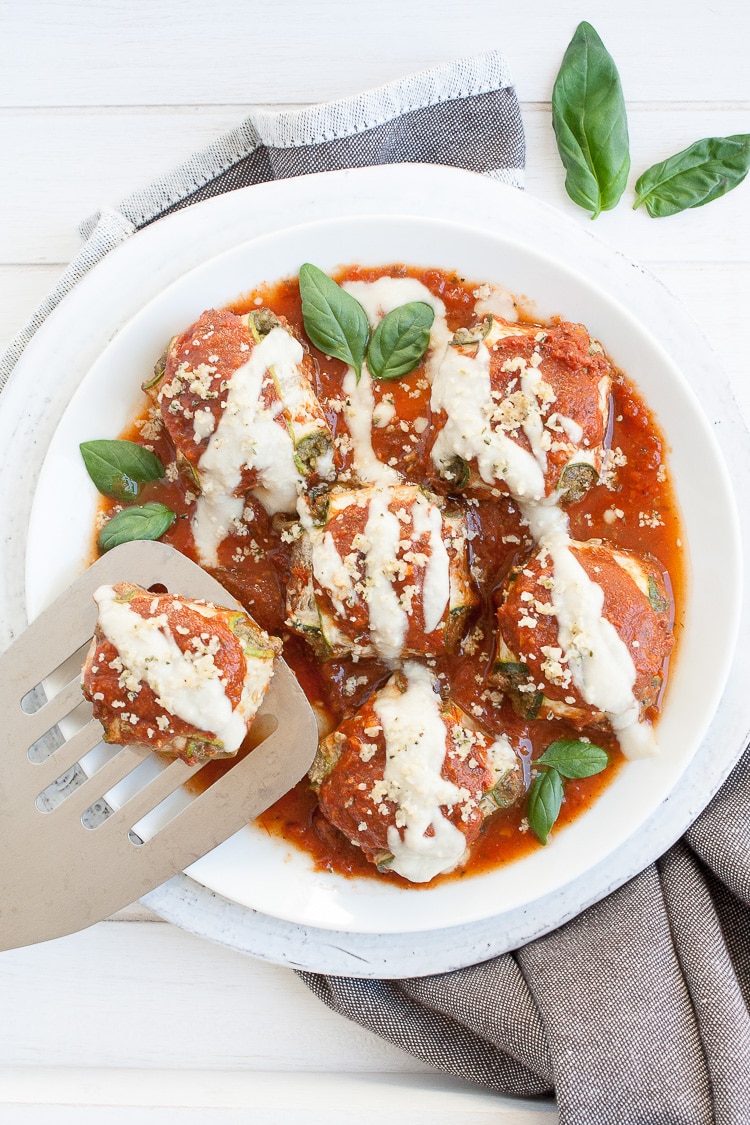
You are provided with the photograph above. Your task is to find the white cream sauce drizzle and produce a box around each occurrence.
[298,488,451,662]
[428,316,655,757]
[338,277,451,487]
[505,350,550,475]
[93,586,247,752]
[374,662,467,883]
[341,366,400,486]
[410,491,450,634]
[519,501,658,758]
[192,327,305,566]
[430,337,547,500]
[363,490,408,661]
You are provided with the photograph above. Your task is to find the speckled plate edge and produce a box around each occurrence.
[2,165,748,976]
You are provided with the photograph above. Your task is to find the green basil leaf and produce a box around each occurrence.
[298,263,370,379]
[366,301,435,381]
[98,502,176,552]
[634,134,750,217]
[527,768,564,846]
[552,21,630,218]
[81,439,165,502]
[537,739,608,779]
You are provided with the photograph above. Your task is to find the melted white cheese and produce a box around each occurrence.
[299,488,451,660]
[192,408,216,444]
[431,339,546,500]
[338,278,451,487]
[192,328,305,566]
[93,586,247,752]
[515,351,550,474]
[374,662,467,883]
[343,276,451,386]
[363,489,408,661]
[547,412,584,445]
[520,500,658,758]
[410,491,450,633]
[342,366,401,486]
[472,285,522,323]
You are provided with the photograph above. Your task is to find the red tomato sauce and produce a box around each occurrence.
[93,263,686,887]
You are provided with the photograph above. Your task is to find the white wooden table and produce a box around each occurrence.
[1,2,747,1120]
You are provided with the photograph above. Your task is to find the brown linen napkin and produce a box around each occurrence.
[303,752,750,1122]
[4,50,749,1124]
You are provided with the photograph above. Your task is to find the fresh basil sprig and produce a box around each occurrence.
[299,264,434,382]
[528,739,608,844]
[299,263,369,379]
[634,134,750,217]
[81,439,165,502]
[98,502,176,553]
[552,21,630,219]
[366,301,435,381]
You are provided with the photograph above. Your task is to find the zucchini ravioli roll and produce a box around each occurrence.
[309,662,524,883]
[286,484,478,662]
[81,582,281,764]
[147,307,333,566]
[430,318,612,505]
[494,540,674,757]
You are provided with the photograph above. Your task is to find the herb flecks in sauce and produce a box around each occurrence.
[90,262,684,886]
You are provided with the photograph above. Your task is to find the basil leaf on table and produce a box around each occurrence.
[98,502,176,552]
[367,301,435,381]
[634,134,750,217]
[527,768,564,846]
[299,263,370,380]
[537,739,609,779]
[552,21,630,218]
[80,439,165,502]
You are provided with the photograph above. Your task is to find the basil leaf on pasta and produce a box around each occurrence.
[299,263,369,380]
[367,301,434,381]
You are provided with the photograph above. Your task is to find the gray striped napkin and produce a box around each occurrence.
[0,51,522,386]
[4,49,750,1125]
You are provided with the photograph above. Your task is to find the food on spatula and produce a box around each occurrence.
[81,582,280,764]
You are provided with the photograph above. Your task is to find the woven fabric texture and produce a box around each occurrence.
[303,750,750,1123]
[3,48,748,1124]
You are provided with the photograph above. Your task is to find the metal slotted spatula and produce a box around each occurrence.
[0,540,318,951]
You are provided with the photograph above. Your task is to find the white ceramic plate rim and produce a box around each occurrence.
[2,165,748,973]
[25,207,741,933]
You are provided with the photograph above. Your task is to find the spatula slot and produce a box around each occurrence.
[19,642,92,714]
[87,754,197,838]
[40,742,153,821]
[27,725,65,765]
[0,542,318,951]
[20,684,47,716]
[35,764,83,812]
[129,782,197,844]
[33,742,118,814]
[26,697,92,764]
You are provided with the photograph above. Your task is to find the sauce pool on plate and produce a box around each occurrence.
[88,262,684,887]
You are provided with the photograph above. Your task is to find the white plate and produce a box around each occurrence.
[3,165,749,975]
